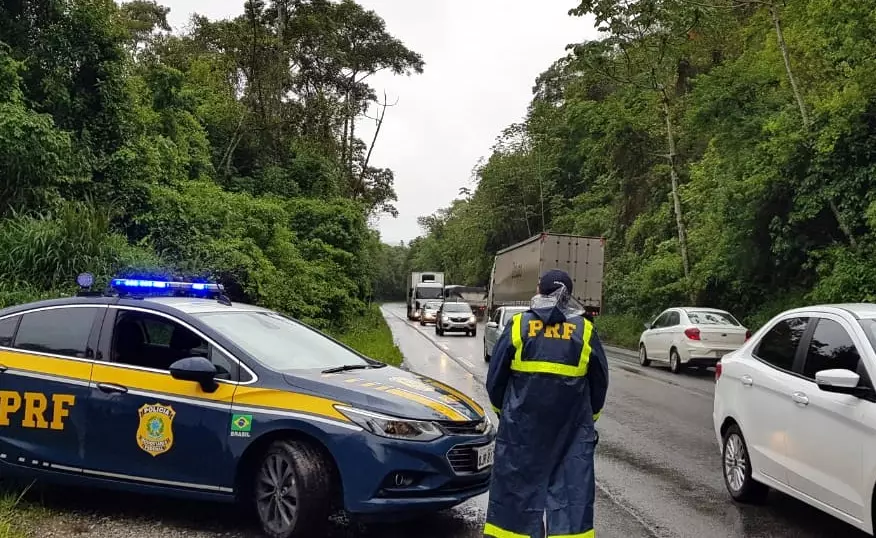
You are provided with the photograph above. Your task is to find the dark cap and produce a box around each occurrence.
[538,269,573,296]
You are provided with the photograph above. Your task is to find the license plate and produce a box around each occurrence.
[476,442,495,470]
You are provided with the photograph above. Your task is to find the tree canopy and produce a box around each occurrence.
[0,0,422,329]
[400,0,876,330]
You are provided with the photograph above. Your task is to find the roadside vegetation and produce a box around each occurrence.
[376,0,876,341]
[331,304,404,367]
[0,0,416,357]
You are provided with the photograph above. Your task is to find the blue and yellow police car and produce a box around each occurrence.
[0,276,495,537]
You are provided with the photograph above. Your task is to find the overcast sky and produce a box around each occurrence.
[163,1,598,245]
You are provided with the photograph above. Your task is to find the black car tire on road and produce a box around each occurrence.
[639,344,651,367]
[484,340,490,362]
[721,424,769,504]
[254,439,333,538]
[436,326,444,336]
[470,328,477,338]
[420,320,425,326]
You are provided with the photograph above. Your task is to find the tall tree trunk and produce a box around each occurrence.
[662,95,692,297]
[769,3,856,247]
[770,4,809,128]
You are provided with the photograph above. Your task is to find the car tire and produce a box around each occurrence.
[436,327,444,336]
[639,344,651,367]
[484,343,490,362]
[471,329,477,338]
[722,424,768,504]
[669,349,683,374]
[420,320,425,326]
[254,440,333,538]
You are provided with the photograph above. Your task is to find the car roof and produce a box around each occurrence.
[0,295,272,318]
[779,303,876,320]
[682,307,733,314]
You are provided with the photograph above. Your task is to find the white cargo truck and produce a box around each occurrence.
[406,271,445,320]
[487,233,604,318]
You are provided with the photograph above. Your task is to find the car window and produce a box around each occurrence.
[443,303,472,313]
[111,310,233,379]
[803,319,861,379]
[667,311,680,326]
[0,316,19,347]
[492,309,502,324]
[503,308,527,326]
[687,311,740,326]
[14,307,98,359]
[651,312,668,329]
[754,317,810,371]
[195,311,371,371]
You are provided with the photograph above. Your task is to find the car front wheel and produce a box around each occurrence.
[254,440,333,538]
[722,424,768,504]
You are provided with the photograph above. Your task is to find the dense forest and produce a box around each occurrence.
[0,0,422,332]
[387,0,876,343]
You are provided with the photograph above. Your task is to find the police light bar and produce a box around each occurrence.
[110,279,223,294]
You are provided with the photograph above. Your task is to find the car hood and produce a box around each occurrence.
[283,366,484,422]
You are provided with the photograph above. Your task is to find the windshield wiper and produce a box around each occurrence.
[321,363,386,374]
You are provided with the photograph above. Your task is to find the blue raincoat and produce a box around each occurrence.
[484,304,609,538]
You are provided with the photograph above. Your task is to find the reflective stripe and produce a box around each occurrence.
[484,523,529,538]
[492,404,502,415]
[511,313,524,363]
[548,531,595,538]
[593,411,601,422]
[510,317,594,377]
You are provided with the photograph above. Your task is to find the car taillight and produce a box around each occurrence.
[715,361,722,381]
[684,327,701,340]
[745,330,751,341]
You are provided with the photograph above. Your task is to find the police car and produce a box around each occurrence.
[0,276,495,537]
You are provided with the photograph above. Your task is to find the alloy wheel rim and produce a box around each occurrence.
[639,347,646,364]
[256,453,300,533]
[724,433,747,493]
[671,352,678,369]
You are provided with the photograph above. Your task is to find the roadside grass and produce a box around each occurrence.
[593,314,643,350]
[332,304,404,367]
[0,482,44,538]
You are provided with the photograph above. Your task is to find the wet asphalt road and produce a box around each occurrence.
[18,304,871,537]
[379,303,871,538]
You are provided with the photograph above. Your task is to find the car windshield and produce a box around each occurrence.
[195,311,369,371]
[687,310,740,326]
[443,303,472,313]
[857,320,876,353]
[416,287,443,299]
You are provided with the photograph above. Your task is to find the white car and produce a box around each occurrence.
[713,304,876,535]
[638,307,749,373]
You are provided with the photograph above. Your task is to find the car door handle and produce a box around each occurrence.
[740,375,753,387]
[791,391,809,406]
[97,382,128,394]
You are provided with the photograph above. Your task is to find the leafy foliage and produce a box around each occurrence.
[0,0,421,334]
[396,0,876,332]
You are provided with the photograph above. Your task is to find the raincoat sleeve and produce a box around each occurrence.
[486,318,516,416]
[588,327,609,422]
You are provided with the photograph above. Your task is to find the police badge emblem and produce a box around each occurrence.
[136,403,175,456]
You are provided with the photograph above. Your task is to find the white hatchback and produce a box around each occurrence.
[638,307,749,374]
[713,304,876,535]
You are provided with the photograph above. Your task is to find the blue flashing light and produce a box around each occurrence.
[110,278,223,296]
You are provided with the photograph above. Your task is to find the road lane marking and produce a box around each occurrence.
[456,357,475,369]
[382,307,487,382]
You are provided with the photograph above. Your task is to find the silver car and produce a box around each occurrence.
[419,301,443,326]
[483,306,528,361]
[436,302,477,337]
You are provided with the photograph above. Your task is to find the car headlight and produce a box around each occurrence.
[468,315,476,323]
[443,316,450,322]
[335,406,443,442]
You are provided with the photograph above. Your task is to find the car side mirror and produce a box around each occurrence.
[644,323,652,330]
[487,321,498,329]
[815,369,869,397]
[170,356,219,393]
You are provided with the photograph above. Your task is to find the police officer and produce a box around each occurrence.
[484,269,609,538]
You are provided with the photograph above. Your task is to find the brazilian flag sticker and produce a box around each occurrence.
[231,414,253,437]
